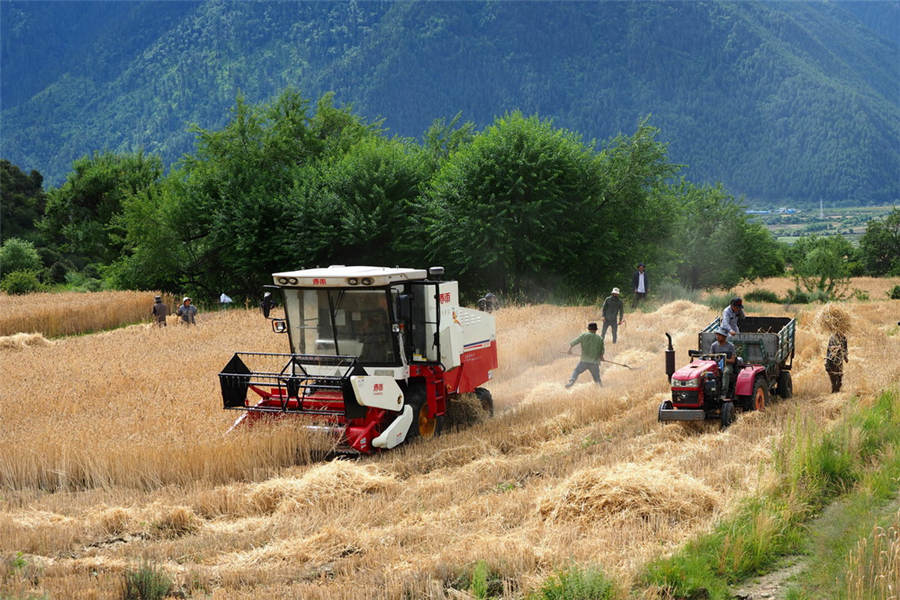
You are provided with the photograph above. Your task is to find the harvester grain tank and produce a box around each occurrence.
[660,316,795,427]
[218,266,498,453]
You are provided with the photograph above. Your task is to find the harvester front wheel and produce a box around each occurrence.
[414,405,443,440]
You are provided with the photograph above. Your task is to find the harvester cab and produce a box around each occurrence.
[218,265,498,453]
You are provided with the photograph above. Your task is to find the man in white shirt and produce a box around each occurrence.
[632,263,648,306]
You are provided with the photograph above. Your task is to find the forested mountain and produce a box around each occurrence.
[2,0,898,205]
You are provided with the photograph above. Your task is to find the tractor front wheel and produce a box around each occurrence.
[751,378,769,412]
[720,401,735,429]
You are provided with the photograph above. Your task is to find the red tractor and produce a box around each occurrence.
[660,316,795,427]
[218,265,498,453]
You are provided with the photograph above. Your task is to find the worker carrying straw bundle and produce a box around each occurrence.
[817,304,850,393]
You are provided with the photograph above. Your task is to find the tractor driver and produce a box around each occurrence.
[711,326,737,399]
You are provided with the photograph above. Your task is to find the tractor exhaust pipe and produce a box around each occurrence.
[665,332,675,381]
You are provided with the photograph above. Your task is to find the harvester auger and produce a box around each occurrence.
[218,265,498,453]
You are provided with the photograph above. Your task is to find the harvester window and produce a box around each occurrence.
[283,287,396,363]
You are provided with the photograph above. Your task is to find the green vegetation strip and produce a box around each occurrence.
[639,387,899,600]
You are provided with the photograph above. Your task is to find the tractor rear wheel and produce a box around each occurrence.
[720,401,735,429]
[777,371,793,399]
[751,378,768,412]
[475,387,494,417]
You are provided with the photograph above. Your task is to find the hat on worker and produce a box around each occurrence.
[731,296,743,306]
[154,295,161,301]
[183,297,191,303]
[715,326,730,337]
[588,322,598,330]
[612,287,620,294]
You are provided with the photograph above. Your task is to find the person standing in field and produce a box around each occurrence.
[151,295,168,327]
[632,263,648,307]
[176,297,197,325]
[825,331,849,392]
[565,322,604,387]
[600,287,625,343]
[817,304,851,393]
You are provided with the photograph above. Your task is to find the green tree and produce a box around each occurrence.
[420,113,676,298]
[0,160,47,245]
[286,136,433,268]
[0,237,42,277]
[788,235,855,299]
[667,180,784,290]
[40,152,162,267]
[859,208,900,276]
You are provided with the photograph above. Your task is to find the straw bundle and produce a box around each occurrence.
[538,463,717,525]
[816,304,851,334]
[249,461,397,514]
[0,332,52,350]
[445,393,490,431]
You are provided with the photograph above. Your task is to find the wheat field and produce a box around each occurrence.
[1,279,898,599]
[0,291,175,338]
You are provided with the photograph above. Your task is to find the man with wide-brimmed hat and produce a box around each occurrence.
[565,322,604,387]
[176,296,197,325]
[600,287,625,343]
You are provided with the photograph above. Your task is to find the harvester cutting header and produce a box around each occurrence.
[219,265,498,453]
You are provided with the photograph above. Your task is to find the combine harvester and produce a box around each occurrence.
[218,265,498,453]
[660,316,796,428]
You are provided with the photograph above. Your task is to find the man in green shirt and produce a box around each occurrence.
[600,287,625,343]
[565,322,605,387]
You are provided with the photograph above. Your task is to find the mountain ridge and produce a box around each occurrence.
[1,0,897,205]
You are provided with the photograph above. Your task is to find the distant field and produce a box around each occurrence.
[750,204,895,245]
[0,290,172,337]
[2,280,899,598]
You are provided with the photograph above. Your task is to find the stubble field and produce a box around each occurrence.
[1,279,898,599]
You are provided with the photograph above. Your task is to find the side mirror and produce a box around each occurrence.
[271,319,287,334]
[397,294,412,321]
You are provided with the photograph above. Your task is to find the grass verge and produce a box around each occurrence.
[638,386,899,600]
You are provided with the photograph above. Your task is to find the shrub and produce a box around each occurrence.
[121,562,172,600]
[744,289,781,304]
[469,560,504,600]
[528,565,617,600]
[0,238,42,276]
[889,285,900,300]
[0,270,45,295]
[786,288,810,304]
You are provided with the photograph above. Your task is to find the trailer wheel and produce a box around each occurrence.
[720,401,735,429]
[751,379,768,412]
[777,371,793,399]
[475,387,494,417]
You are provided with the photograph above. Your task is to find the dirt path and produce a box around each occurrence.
[731,559,805,600]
